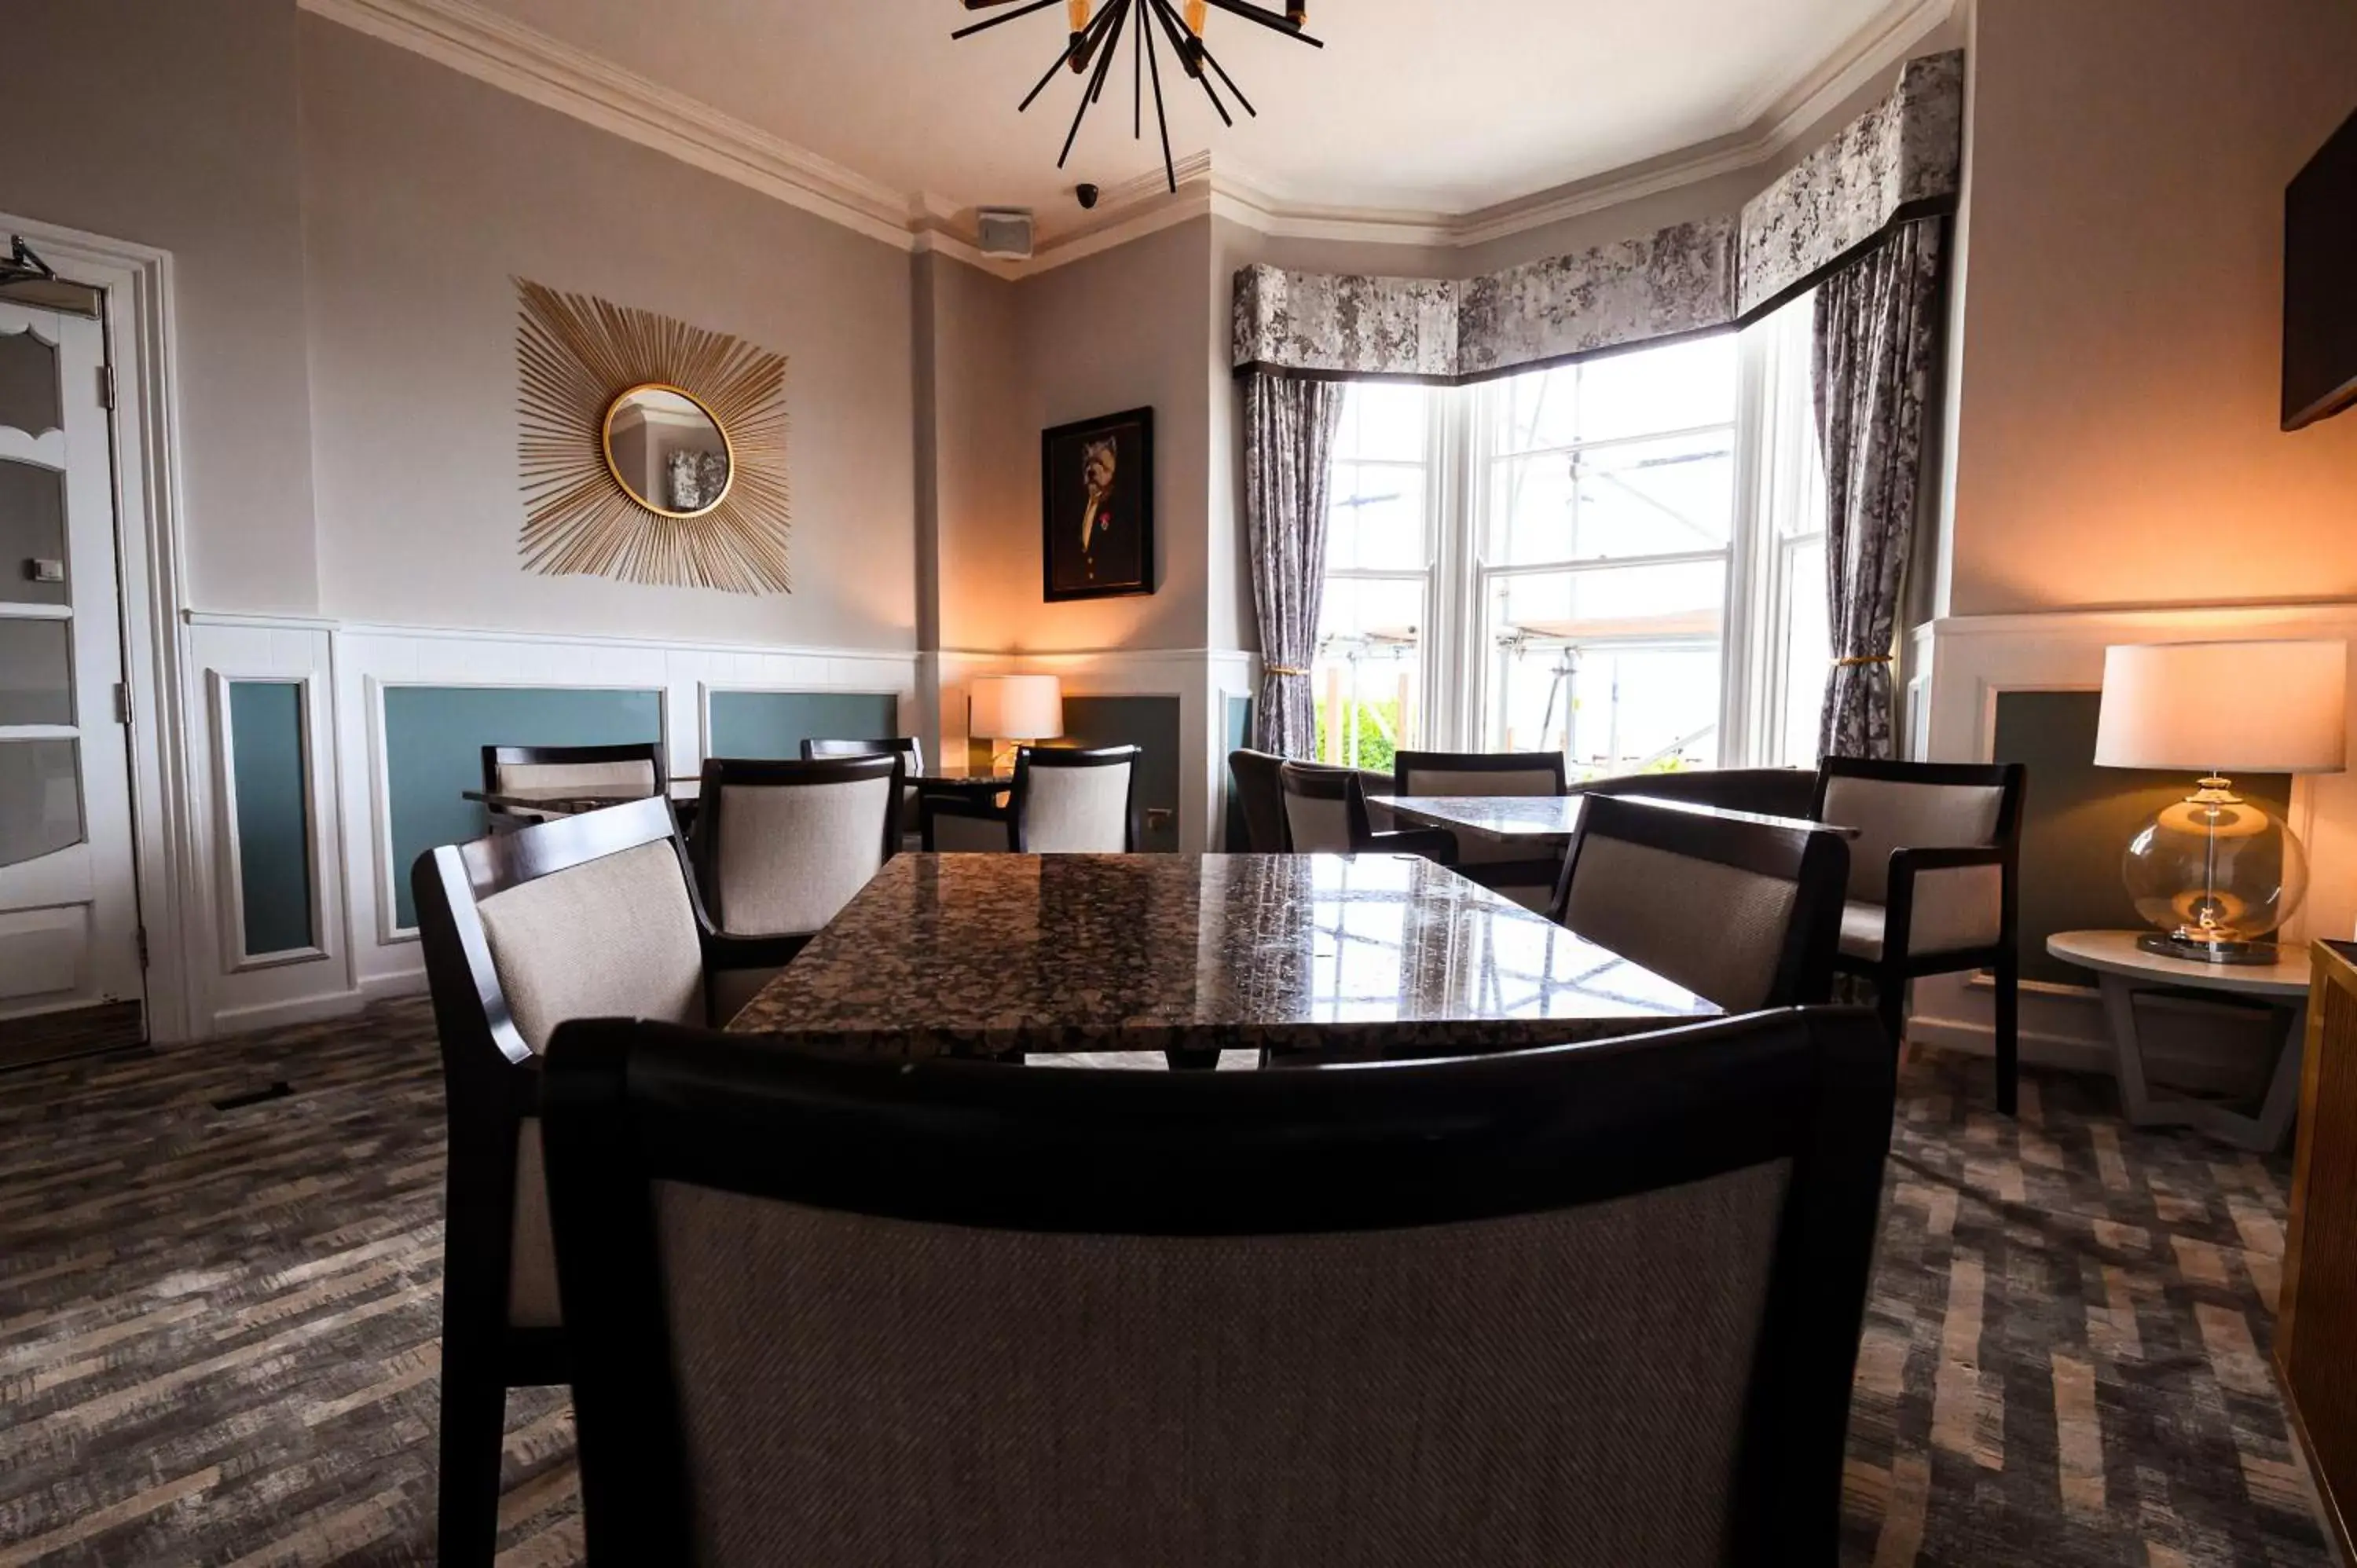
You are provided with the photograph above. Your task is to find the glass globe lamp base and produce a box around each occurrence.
[2135,931,2284,966]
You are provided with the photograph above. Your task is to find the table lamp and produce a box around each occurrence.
[968,674,1063,775]
[2094,639,2348,963]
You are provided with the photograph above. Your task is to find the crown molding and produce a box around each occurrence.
[298,0,919,251]
[302,0,1957,277]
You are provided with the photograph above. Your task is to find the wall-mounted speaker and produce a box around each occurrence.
[977,208,1035,261]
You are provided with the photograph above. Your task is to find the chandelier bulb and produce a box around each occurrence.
[1066,0,1091,72]
[1287,2,1307,25]
[1180,0,1207,75]
[1183,0,1208,35]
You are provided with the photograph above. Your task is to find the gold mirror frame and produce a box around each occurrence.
[599,381,737,520]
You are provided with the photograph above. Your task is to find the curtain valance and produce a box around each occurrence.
[1232,49,1963,384]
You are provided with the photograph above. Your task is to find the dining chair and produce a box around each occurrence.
[478,742,666,830]
[1276,760,1457,863]
[1226,748,1288,852]
[1813,757,2027,1114]
[1576,766,1819,821]
[1391,749,1569,910]
[923,744,1141,852]
[689,755,903,1018]
[411,797,797,1568]
[802,736,926,851]
[1551,793,1850,1012]
[540,1003,1897,1566]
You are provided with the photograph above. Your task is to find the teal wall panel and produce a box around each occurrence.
[1061,694,1184,852]
[1992,691,2293,985]
[707,691,902,763]
[228,680,314,956]
[384,686,663,929]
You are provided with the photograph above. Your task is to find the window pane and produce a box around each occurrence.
[0,458,68,607]
[1494,365,1580,453]
[0,738,82,867]
[1777,535,1831,768]
[1574,335,1737,441]
[1327,459,1424,571]
[1315,577,1422,771]
[0,617,72,726]
[1487,561,1725,773]
[1332,383,1428,463]
[0,330,62,438]
[1489,429,1734,566]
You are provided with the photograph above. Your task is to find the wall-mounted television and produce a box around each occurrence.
[2285,107,2357,431]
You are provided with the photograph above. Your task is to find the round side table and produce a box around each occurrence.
[2045,929,2311,1152]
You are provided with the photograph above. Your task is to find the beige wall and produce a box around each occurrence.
[1945,0,2357,617]
[298,19,917,649]
[2,0,321,615]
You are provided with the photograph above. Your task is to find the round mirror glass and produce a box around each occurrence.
[601,383,733,517]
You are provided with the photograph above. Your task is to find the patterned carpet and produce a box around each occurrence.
[0,998,2333,1566]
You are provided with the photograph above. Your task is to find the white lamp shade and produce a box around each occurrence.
[969,674,1064,741]
[2095,640,2348,774]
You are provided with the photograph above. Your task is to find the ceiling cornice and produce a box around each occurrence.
[300,0,1957,277]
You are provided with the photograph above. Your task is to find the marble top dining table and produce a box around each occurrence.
[727,852,1717,1061]
[1385,793,1862,848]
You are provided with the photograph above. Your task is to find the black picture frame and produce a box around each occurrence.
[1041,406,1154,602]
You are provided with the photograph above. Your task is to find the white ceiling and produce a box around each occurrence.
[467,0,1919,227]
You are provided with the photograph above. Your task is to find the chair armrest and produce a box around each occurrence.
[1369,827,1459,866]
[1883,844,2011,962]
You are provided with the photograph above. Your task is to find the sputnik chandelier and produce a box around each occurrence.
[954,0,1322,195]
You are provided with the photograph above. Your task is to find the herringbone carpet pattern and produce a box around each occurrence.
[0,999,2332,1565]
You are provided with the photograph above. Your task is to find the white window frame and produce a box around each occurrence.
[1315,312,1827,773]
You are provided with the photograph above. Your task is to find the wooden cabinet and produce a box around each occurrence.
[2279,939,2357,1559]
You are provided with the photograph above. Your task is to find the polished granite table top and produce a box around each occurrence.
[728,852,1717,1059]
[1387,793,1863,845]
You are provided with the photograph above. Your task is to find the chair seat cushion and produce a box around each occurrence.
[1838,901,1886,962]
[510,1119,559,1328]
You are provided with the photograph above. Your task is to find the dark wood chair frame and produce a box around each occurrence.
[478,742,669,826]
[801,735,925,776]
[1276,760,1458,864]
[1391,748,1569,889]
[686,754,904,956]
[920,744,1143,852]
[539,1004,1898,1566]
[411,795,800,1568]
[1812,757,2027,1116]
[1550,793,1852,1008]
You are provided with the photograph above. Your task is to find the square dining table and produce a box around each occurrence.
[726,852,1717,1064]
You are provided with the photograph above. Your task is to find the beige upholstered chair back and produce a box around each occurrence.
[1280,789,1353,852]
[643,1164,1791,1567]
[474,839,706,1053]
[1021,760,1132,852]
[493,758,658,798]
[710,776,895,936]
[1398,763,1560,797]
[1560,837,1804,1013]
[1819,774,2007,951]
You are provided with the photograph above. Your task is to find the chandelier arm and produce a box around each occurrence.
[1090,0,1133,104]
[951,0,1064,42]
[1147,0,1231,124]
[1017,38,1079,110]
[1197,35,1257,115]
[1057,0,1127,165]
[1198,0,1323,46]
[1134,0,1145,138]
[1142,2,1177,192]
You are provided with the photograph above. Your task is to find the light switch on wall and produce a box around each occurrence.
[26,559,64,583]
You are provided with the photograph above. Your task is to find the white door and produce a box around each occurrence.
[0,299,141,1024]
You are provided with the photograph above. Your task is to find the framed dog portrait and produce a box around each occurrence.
[1041,407,1154,602]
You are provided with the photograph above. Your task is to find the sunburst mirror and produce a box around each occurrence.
[515,279,791,594]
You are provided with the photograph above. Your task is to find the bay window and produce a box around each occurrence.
[1310,295,1827,776]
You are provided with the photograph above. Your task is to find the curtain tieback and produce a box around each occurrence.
[1832,654,1894,667]
[1265,663,1312,677]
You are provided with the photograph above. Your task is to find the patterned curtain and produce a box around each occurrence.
[1243,372,1347,758]
[1813,217,1946,760]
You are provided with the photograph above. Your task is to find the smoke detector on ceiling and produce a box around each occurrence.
[976,208,1035,261]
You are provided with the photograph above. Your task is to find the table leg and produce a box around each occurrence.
[2100,975,2306,1153]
